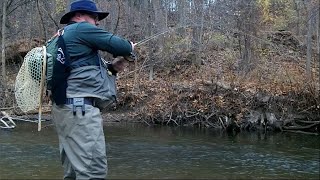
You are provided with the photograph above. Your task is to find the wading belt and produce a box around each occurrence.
[65,97,94,116]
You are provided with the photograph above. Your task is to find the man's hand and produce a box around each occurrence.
[111,57,126,72]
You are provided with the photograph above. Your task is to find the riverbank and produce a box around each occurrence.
[101,82,320,135]
[100,48,320,135]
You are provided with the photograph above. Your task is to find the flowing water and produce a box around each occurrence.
[0,122,319,179]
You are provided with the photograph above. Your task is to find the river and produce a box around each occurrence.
[0,122,319,179]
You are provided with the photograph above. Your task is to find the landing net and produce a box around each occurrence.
[14,46,46,131]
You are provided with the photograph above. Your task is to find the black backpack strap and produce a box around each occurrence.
[51,29,71,105]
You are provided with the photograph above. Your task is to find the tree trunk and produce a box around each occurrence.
[109,0,118,33]
[36,0,47,40]
[237,0,257,73]
[306,10,313,79]
[294,0,301,35]
[317,6,320,95]
[241,34,253,72]
[149,0,166,81]
[126,0,134,39]
[198,0,205,64]
[318,7,320,55]
[177,0,186,36]
[191,0,204,66]
[1,0,7,86]
[29,0,34,39]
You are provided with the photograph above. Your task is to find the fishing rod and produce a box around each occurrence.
[124,20,287,62]
[123,23,223,62]
[135,29,174,46]
[123,33,170,62]
[136,24,201,46]
[123,31,172,62]
[124,25,196,62]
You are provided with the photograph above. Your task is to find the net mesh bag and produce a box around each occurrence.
[15,47,46,113]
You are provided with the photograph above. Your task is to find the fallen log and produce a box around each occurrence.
[283,130,319,136]
[295,120,320,124]
[283,123,319,130]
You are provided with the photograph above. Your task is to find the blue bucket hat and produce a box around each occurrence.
[60,0,109,24]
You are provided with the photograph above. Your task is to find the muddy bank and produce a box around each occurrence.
[1,77,319,135]
[103,75,320,135]
[2,89,319,135]
[2,72,319,135]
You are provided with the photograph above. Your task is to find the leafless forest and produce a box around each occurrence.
[0,0,319,133]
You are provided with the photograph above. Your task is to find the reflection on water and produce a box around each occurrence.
[0,122,319,179]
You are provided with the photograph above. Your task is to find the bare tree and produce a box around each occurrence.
[177,0,187,36]
[306,6,316,79]
[294,0,301,35]
[148,0,166,81]
[234,0,259,73]
[36,0,47,40]
[306,10,313,79]
[1,0,7,86]
[191,0,204,66]
[317,6,320,94]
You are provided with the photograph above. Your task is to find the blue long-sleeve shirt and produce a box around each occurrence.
[64,21,132,60]
[62,22,132,105]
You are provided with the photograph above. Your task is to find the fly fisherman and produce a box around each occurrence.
[51,0,135,179]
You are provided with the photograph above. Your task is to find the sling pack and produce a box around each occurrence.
[46,29,71,105]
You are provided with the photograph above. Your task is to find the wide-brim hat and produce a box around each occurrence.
[60,0,109,24]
